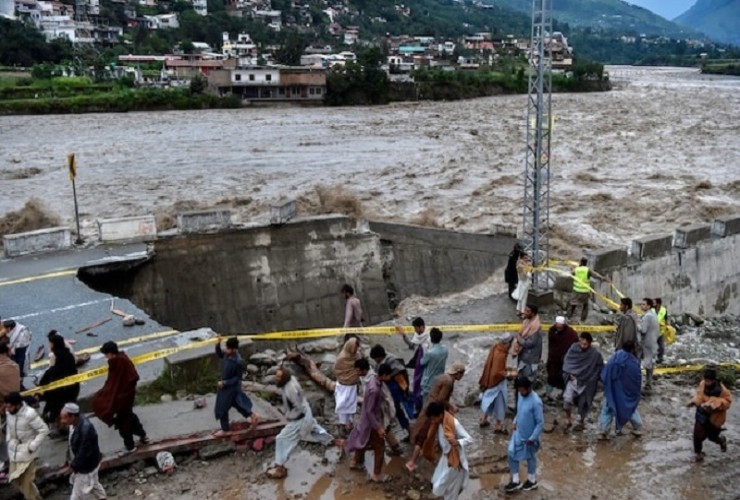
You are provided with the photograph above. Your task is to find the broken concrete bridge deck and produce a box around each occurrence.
[36,394,285,481]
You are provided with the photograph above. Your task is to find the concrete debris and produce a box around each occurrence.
[246,364,260,375]
[319,353,337,365]
[198,443,234,461]
[406,489,421,500]
[122,315,137,327]
[249,352,277,366]
[298,338,339,354]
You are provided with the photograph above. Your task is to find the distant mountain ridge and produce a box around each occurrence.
[674,0,740,45]
[487,0,695,36]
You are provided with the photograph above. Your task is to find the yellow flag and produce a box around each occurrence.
[67,153,76,181]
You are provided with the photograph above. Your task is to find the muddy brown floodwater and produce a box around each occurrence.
[1,66,739,254]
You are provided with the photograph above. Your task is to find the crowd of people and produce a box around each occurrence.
[0,270,734,498]
[0,315,149,499]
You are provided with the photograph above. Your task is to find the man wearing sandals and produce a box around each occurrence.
[345,363,393,482]
[505,377,543,493]
[267,367,343,479]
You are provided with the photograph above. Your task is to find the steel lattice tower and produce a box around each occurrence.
[522,0,553,291]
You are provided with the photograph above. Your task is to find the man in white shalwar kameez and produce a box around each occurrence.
[267,367,342,479]
[60,403,107,500]
[424,402,474,500]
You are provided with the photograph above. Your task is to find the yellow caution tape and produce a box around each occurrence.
[655,363,740,375]
[22,337,218,397]
[22,319,736,397]
[0,269,78,287]
[30,329,181,370]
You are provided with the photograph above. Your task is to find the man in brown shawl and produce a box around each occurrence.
[92,342,148,455]
[405,361,466,472]
[545,316,579,401]
[479,333,513,432]
[333,336,364,433]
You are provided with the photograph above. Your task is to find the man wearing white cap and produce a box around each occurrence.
[60,402,107,500]
[545,317,579,401]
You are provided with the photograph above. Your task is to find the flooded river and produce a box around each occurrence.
[2,66,739,254]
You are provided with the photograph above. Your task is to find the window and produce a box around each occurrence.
[316,87,322,95]
[235,74,241,81]
[249,74,255,81]
[266,74,272,81]
[309,87,315,95]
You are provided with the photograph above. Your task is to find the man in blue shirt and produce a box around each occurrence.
[420,328,448,406]
[505,376,544,493]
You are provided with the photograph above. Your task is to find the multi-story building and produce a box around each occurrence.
[208,66,326,102]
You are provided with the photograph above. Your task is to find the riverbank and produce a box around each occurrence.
[0,68,610,115]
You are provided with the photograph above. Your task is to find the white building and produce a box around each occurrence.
[222,32,258,65]
[192,0,206,16]
[0,0,15,19]
[253,9,281,31]
[231,67,279,85]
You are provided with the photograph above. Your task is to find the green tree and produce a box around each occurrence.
[190,73,207,94]
[273,31,307,66]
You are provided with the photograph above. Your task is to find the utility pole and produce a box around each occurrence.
[522,0,553,293]
[68,153,83,245]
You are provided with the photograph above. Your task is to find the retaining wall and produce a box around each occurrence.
[589,213,740,317]
[369,221,515,309]
[79,216,515,334]
[3,227,71,257]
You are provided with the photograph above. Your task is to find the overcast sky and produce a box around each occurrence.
[627,0,697,19]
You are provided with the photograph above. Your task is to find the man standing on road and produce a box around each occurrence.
[688,368,732,462]
[92,341,149,456]
[342,284,364,328]
[5,391,48,500]
[599,341,643,439]
[562,333,604,432]
[0,342,21,479]
[60,402,107,500]
[505,243,524,301]
[333,335,363,435]
[1,320,32,377]
[397,317,430,415]
[638,298,659,391]
[345,363,392,482]
[505,377,544,493]
[214,337,259,437]
[420,328,448,408]
[515,305,543,384]
[566,258,602,324]
[267,367,343,479]
[545,317,578,401]
[614,297,639,351]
